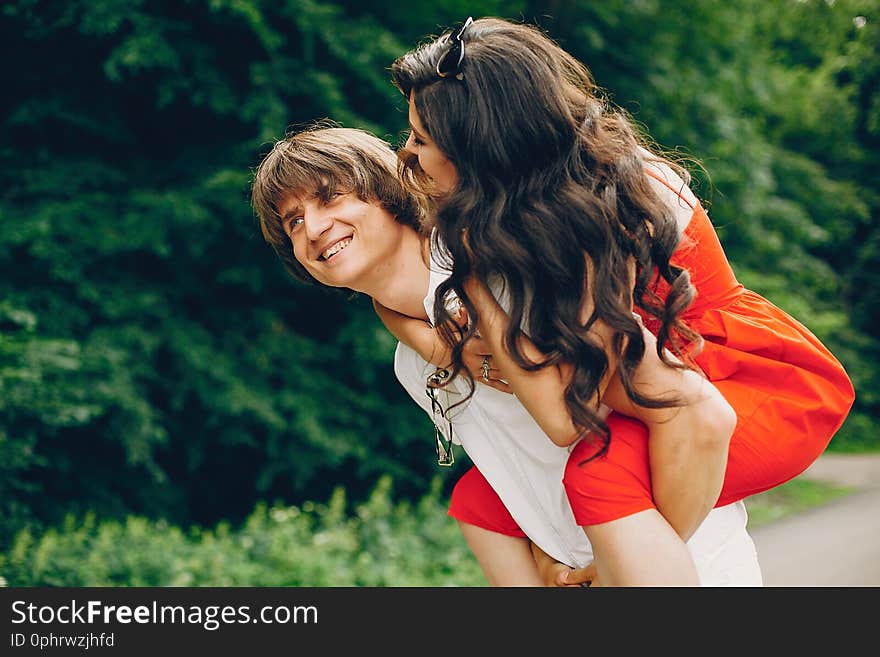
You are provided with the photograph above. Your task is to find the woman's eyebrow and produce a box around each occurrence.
[409,123,428,141]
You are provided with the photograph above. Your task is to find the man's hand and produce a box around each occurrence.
[531,542,600,587]
[547,561,601,588]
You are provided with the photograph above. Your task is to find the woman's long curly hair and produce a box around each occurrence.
[391,17,701,457]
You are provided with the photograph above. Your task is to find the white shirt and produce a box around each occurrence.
[391,236,762,585]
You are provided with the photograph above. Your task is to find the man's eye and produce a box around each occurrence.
[285,217,303,233]
[317,189,343,204]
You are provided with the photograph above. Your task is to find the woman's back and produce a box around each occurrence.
[634,165,855,503]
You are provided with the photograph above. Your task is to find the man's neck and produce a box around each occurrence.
[364,230,431,322]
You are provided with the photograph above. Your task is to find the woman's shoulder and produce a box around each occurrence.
[638,148,698,235]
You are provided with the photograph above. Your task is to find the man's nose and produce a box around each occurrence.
[304,204,332,241]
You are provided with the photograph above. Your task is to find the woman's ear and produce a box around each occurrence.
[460,227,475,259]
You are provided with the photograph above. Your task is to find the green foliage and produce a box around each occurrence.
[1,476,486,587]
[744,478,854,528]
[0,0,456,543]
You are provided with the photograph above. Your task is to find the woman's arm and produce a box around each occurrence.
[373,299,512,393]
[463,278,734,541]
[461,279,595,445]
[372,299,450,366]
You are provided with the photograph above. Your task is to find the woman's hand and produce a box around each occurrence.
[453,306,511,394]
[458,276,590,446]
[373,299,450,366]
[373,298,511,393]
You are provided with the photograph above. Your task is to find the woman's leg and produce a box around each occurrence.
[449,466,543,586]
[458,522,543,586]
[583,510,699,586]
[566,413,699,586]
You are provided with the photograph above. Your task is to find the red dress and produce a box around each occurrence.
[451,175,855,529]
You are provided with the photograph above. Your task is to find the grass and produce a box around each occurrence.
[744,477,854,528]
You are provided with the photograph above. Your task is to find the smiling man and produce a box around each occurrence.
[251,127,430,322]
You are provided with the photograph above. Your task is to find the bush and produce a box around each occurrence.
[0,476,485,587]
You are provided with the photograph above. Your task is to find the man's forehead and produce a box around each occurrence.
[276,177,331,212]
[277,191,305,212]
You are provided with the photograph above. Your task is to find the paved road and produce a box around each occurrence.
[749,453,880,587]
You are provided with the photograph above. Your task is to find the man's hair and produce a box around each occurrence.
[251,122,425,284]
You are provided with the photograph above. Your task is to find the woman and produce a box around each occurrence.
[250,125,763,586]
[388,16,855,575]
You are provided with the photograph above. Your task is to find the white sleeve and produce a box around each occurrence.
[486,273,534,337]
[392,342,434,416]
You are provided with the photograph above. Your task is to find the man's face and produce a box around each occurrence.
[277,188,404,292]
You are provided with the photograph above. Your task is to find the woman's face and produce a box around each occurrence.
[405,94,458,193]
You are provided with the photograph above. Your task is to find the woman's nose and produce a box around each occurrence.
[404,132,417,151]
